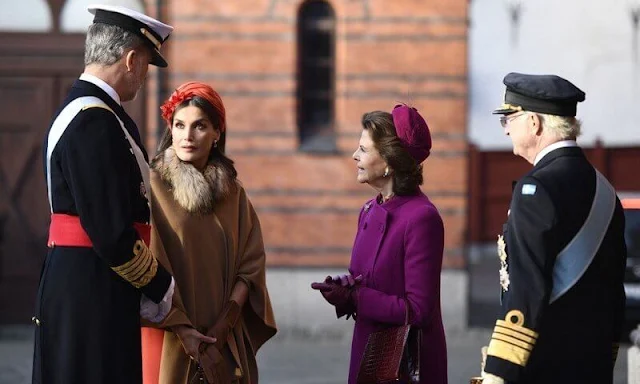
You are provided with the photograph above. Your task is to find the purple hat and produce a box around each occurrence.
[391,104,432,164]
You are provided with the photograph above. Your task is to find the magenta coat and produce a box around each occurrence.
[347,191,447,384]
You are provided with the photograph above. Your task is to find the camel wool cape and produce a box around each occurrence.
[142,148,277,384]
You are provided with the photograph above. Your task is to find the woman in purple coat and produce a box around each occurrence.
[312,105,447,384]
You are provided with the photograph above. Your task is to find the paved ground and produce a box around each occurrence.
[0,326,630,384]
[259,329,628,384]
[1,249,632,383]
[257,328,503,384]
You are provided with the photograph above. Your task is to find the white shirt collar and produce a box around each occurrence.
[79,73,121,105]
[533,140,579,165]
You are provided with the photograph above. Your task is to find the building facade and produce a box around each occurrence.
[468,0,640,242]
[149,0,470,269]
[0,0,470,330]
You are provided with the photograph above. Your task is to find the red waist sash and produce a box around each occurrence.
[48,213,151,248]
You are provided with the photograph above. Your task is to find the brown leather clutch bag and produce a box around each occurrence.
[198,300,241,384]
[356,300,421,384]
[198,346,229,384]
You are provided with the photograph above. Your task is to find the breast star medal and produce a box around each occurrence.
[497,234,510,291]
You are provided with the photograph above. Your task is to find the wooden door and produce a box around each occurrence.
[0,77,55,324]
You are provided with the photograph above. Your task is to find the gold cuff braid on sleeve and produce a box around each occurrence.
[111,240,158,288]
[487,310,538,367]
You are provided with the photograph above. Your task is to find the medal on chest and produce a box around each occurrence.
[497,234,510,291]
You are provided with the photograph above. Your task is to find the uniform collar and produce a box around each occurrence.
[533,140,578,166]
[79,73,121,105]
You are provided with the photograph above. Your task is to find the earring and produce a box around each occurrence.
[383,167,389,177]
[214,140,218,148]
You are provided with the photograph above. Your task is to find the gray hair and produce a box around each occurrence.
[536,112,582,139]
[84,23,145,66]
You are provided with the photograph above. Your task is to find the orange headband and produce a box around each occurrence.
[160,81,226,132]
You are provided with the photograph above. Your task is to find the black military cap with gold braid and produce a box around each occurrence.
[493,72,586,117]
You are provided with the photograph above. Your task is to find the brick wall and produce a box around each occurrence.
[145,0,468,268]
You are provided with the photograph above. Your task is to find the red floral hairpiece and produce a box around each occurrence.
[160,90,190,123]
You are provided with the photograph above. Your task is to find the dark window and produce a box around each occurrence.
[296,0,336,153]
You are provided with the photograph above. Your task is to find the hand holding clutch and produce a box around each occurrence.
[198,344,230,384]
[198,300,242,383]
[173,325,216,361]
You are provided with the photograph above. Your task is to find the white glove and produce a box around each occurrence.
[155,277,175,322]
[481,371,505,384]
[140,277,175,323]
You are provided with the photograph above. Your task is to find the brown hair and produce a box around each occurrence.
[155,96,237,180]
[361,111,423,195]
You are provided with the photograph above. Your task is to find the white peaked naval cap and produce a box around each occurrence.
[88,4,174,67]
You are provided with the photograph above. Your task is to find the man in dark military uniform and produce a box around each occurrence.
[34,5,176,384]
[481,73,627,384]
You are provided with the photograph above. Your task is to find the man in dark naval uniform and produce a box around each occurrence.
[34,5,175,384]
[481,73,627,384]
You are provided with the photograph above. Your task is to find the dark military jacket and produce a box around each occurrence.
[32,79,171,384]
[484,146,627,384]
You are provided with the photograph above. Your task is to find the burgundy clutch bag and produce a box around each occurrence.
[356,300,421,384]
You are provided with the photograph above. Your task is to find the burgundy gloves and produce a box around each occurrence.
[311,274,362,319]
[311,278,352,307]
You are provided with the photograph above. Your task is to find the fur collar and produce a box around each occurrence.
[151,148,235,214]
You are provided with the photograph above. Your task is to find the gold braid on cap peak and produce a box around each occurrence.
[140,28,161,50]
[500,103,524,112]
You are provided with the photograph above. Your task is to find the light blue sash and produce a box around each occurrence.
[549,170,616,303]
